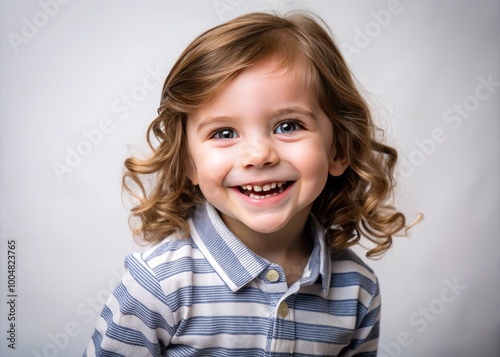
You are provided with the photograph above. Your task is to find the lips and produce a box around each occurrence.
[236,181,292,199]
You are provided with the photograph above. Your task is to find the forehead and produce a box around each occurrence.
[190,59,319,119]
[255,57,319,93]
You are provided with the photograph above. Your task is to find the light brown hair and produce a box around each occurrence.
[123,12,409,258]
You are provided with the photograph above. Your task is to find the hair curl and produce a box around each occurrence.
[123,12,412,258]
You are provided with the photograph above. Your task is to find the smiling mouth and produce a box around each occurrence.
[236,181,292,200]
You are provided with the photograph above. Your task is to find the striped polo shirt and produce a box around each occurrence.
[84,203,380,356]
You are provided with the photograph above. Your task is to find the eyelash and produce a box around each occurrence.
[209,119,305,139]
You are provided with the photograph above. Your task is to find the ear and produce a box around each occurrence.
[189,173,199,186]
[186,155,199,186]
[328,153,349,177]
[187,165,199,186]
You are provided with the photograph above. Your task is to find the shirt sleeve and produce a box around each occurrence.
[83,253,175,357]
[339,277,381,357]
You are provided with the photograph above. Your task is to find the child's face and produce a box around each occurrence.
[186,60,344,238]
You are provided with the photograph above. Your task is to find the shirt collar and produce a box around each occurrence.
[189,202,331,293]
[301,214,331,293]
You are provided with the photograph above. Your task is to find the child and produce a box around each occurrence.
[85,11,409,356]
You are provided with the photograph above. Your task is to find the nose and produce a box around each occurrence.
[240,137,279,169]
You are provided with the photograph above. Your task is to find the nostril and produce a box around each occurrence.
[241,146,280,168]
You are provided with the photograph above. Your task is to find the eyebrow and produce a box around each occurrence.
[196,106,318,133]
[196,116,235,133]
[274,106,318,121]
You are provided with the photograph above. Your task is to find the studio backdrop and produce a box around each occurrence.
[0,0,499,356]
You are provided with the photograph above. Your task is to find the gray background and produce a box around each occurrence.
[1,0,499,356]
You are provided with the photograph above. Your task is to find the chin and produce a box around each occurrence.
[244,219,290,235]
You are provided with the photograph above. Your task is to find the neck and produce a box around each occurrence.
[221,208,313,266]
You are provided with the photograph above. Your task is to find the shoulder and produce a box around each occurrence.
[331,249,375,273]
[330,249,379,298]
[126,234,202,277]
[141,234,198,264]
[124,234,216,296]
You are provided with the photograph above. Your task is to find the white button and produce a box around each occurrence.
[278,301,289,318]
[266,269,280,282]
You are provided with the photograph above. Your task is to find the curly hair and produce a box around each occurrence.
[123,12,410,258]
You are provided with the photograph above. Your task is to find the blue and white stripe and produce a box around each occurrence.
[84,202,380,356]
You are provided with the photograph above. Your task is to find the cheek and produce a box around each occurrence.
[192,151,234,189]
[287,143,330,177]
[288,144,330,196]
[303,149,330,183]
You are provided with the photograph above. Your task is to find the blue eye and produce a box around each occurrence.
[274,121,302,134]
[212,129,238,139]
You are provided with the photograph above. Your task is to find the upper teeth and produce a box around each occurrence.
[242,182,285,192]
